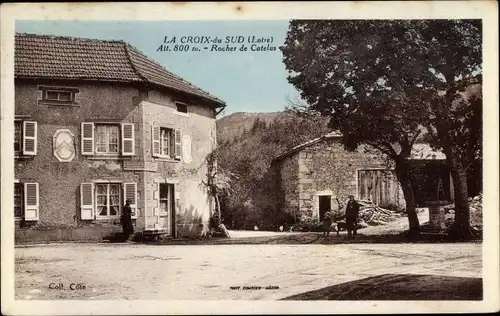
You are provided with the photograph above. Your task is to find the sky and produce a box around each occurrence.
[16,20,301,115]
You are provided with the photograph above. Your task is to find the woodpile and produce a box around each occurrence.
[356,200,399,226]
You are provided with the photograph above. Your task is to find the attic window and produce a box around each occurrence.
[176,102,188,113]
[46,90,73,101]
[38,86,79,105]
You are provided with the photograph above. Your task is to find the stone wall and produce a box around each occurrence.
[277,137,405,222]
[139,89,217,238]
[14,79,218,242]
[15,80,143,240]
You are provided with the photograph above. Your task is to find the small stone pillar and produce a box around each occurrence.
[425,200,449,231]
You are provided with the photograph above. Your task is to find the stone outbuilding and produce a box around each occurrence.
[271,132,452,223]
[14,33,226,242]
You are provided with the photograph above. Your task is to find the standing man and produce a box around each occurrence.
[121,199,134,242]
[345,195,360,238]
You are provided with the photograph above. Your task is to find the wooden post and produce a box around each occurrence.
[449,172,455,202]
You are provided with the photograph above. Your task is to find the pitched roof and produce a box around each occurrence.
[14,33,225,107]
[271,131,342,162]
[271,132,445,163]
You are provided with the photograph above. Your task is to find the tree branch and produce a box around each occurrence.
[409,129,422,148]
[367,141,398,159]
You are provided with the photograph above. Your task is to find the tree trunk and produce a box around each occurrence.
[395,159,420,236]
[215,193,221,221]
[447,152,473,240]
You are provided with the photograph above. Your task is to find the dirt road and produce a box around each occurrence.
[15,242,481,300]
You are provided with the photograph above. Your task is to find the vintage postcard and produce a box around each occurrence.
[1,1,499,315]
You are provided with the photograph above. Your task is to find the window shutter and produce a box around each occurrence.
[24,183,39,221]
[80,183,94,220]
[81,122,94,155]
[121,123,135,156]
[174,129,182,160]
[152,125,161,157]
[124,182,138,219]
[23,121,37,155]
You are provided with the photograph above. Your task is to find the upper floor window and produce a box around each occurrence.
[175,102,188,114]
[14,121,22,153]
[160,128,174,157]
[38,86,79,106]
[47,90,73,102]
[95,125,119,154]
[152,125,182,160]
[81,122,135,156]
[14,120,37,156]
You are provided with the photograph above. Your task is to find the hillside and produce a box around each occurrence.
[217,111,293,143]
[215,111,331,230]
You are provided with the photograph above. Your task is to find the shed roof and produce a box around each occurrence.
[271,132,445,163]
[15,33,225,107]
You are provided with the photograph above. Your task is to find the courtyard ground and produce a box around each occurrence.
[15,241,481,300]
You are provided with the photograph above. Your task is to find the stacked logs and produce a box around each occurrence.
[356,200,400,226]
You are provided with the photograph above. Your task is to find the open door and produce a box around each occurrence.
[157,183,175,236]
[318,195,331,222]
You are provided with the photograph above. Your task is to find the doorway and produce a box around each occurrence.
[158,183,175,236]
[318,195,331,222]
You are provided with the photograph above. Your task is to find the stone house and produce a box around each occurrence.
[271,132,452,223]
[14,33,225,242]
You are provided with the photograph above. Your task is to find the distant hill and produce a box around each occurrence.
[217,111,292,143]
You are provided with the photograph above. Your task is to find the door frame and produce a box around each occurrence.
[318,195,332,222]
[156,182,176,237]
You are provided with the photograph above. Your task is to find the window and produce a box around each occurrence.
[160,128,174,157]
[14,121,22,153]
[14,120,37,156]
[152,125,182,160]
[81,122,135,156]
[80,182,137,220]
[14,183,23,219]
[95,125,120,154]
[95,183,121,217]
[46,90,73,102]
[176,102,188,113]
[13,182,39,221]
[39,86,78,105]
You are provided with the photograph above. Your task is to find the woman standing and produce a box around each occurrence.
[121,199,134,241]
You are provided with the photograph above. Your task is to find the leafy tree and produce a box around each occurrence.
[281,20,482,239]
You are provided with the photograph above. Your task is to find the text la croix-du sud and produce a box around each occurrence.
[157,36,277,52]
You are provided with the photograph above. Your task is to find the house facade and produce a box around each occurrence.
[271,132,452,223]
[14,33,225,242]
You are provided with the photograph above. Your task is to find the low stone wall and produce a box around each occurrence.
[15,225,123,243]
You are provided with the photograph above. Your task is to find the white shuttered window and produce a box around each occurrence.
[121,123,135,156]
[24,182,39,221]
[123,182,138,219]
[81,122,94,155]
[23,121,37,155]
[152,125,181,160]
[80,183,94,220]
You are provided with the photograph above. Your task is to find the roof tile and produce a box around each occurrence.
[15,33,225,106]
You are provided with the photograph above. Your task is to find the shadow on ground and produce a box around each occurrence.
[102,232,130,243]
[141,232,482,246]
[281,274,483,300]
